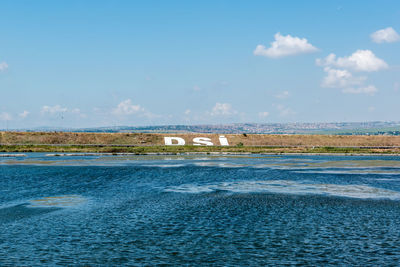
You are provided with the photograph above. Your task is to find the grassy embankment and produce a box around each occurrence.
[1,132,400,154]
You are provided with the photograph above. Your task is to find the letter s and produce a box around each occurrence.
[193,137,213,146]
[164,137,185,146]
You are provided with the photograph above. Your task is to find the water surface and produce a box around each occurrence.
[1,153,400,265]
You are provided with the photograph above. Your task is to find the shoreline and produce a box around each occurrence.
[2,150,400,157]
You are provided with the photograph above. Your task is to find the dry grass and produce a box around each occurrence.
[0,132,162,145]
[2,132,400,147]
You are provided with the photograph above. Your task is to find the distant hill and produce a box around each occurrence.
[5,121,400,135]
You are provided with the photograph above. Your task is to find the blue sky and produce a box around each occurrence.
[0,0,399,128]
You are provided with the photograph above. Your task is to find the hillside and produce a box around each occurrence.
[2,132,400,154]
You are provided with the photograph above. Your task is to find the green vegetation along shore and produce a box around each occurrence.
[1,144,400,155]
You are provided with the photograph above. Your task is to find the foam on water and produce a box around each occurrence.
[193,162,248,168]
[143,164,187,168]
[165,180,400,200]
[294,170,400,175]
[28,195,87,208]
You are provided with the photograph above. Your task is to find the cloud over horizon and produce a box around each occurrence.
[41,105,84,119]
[321,67,366,89]
[317,49,388,95]
[258,111,269,118]
[342,85,378,95]
[0,112,12,121]
[41,105,68,114]
[254,33,318,58]
[0,62,8,72]
[316,50,388,72]
[275,91,290,99]
[371,27,400,43]
[210,103,237,116]
[19,110,30,118]
[274,104,295,117]
[112,99,144,116]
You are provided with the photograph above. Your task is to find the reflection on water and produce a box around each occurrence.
[0,204,60,224]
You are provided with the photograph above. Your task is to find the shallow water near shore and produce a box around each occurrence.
[1,153,400,265]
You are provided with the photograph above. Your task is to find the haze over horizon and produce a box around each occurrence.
[1,1,399,129]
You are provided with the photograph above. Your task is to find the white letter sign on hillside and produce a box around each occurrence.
[193,137,213,146]
[164,136,229,146]
[219,136,229,146]
[164,137,185,146]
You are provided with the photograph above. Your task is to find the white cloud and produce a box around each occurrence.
[41,105,68,114]
[368,106,376,112]
[193,85,201,91]
[275,91,290,99]
[275,104,295,117]
[317,50,386,95]
[258,111,269,118]
[0,112,12,121]
[321,67,366,88]
[394,82,400,92]
[70,108,87,118]
[316,50,388,72]
[71,108,81,114]
[342,85,378,95]
[254,33,318,58]
[112,99,144,115]
[0,62,8,71]
[19,110,30,118]
[184,109,191,115]
[319,67,377,95]
[371,27,400,43]
[41,105,83,117]
[210,103,237,116]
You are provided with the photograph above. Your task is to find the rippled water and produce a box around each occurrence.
[1,153,400,265]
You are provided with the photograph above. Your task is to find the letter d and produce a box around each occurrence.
[164,137,185,146]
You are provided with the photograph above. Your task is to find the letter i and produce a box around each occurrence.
[219,136,229,146]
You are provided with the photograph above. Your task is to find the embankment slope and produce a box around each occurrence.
[2,132,400,154]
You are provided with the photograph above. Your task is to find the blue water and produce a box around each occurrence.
[1,153,400,265]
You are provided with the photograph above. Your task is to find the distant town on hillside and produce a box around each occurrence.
[5,121,400,135]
